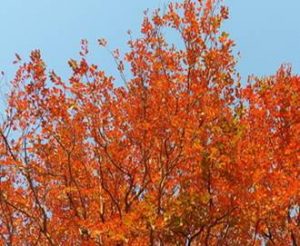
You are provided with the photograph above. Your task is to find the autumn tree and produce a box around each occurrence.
[0,0,299,245]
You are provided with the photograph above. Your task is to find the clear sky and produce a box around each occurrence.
[1,0,300,86]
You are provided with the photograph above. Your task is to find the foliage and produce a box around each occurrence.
[0,0,299,245]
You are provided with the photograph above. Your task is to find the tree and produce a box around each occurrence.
[0,0,299,245]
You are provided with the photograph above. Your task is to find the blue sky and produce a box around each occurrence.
[1,0,300,85]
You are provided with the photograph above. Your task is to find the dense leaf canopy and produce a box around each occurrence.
[0,0,299,245]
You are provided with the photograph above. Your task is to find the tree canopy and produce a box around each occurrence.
[0,0,299,245]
